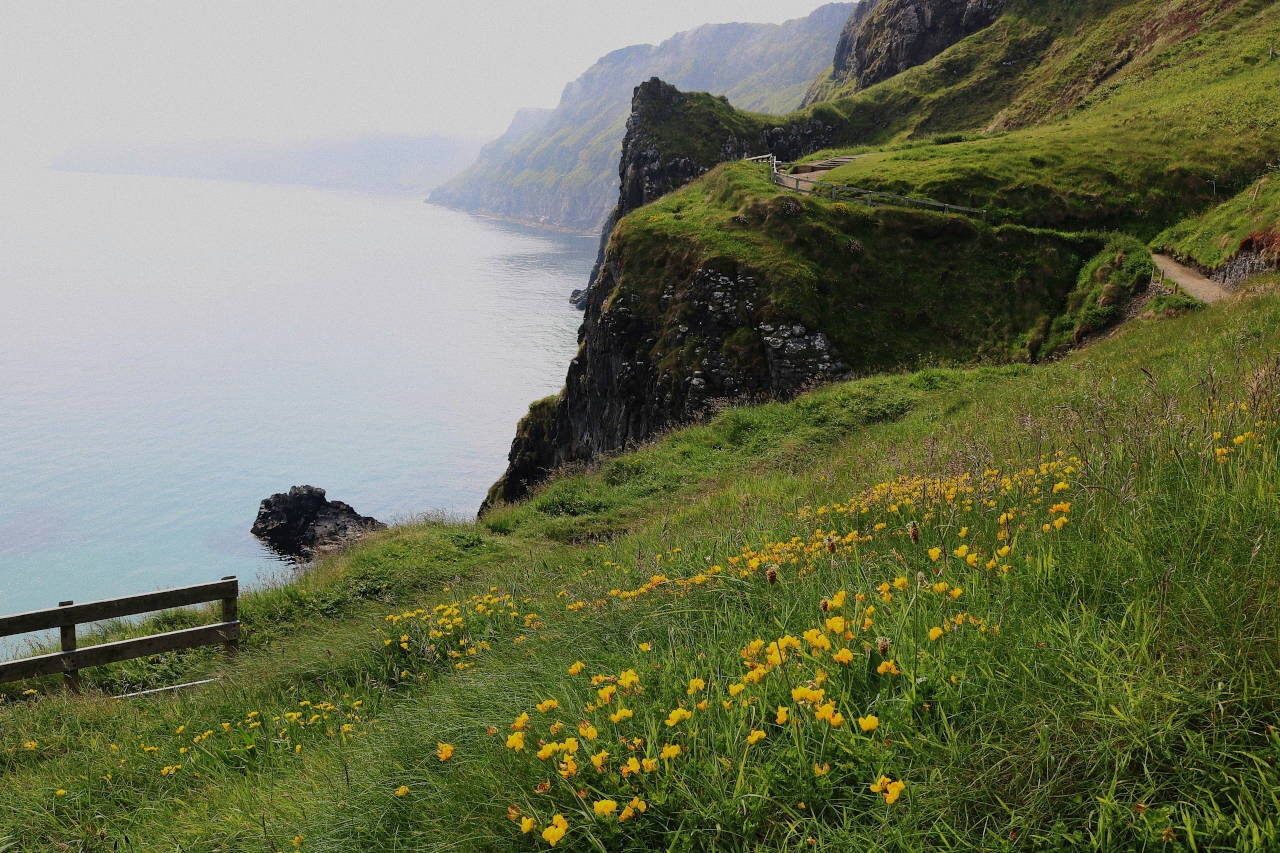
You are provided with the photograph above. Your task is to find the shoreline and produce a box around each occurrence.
[423,197,602,238]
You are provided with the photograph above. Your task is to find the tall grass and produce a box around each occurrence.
[3,287,1279,850]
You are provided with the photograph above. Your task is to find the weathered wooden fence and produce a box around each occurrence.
[0,576,239,692]
[745,154,989,219]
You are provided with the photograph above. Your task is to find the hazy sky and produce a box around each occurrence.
[2,1,839,166]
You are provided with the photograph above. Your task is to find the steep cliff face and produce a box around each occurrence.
[487,242,851,511]
[804,0,1007,104]
[828,0,886,82]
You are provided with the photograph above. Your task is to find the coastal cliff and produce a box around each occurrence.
[429,4,852,232]
[485,0,1279,512]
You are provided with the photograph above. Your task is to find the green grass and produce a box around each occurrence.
[4,283,1280,850]
[607,161,1102,377]
[1155,173,1280,268]
[1037,234,1155,357]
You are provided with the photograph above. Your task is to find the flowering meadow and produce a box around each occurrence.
[2,288,1280,850]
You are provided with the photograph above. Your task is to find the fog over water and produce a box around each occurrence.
[0,167,594,616]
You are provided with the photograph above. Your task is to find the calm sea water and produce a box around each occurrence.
[0,169,593,621]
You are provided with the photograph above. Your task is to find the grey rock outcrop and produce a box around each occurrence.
[805,0,1007,103]
[251,486,385,558]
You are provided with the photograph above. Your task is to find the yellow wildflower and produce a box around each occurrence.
[858,715,879,732]
[536,699,559,713]
[877,659,900,676]
[664,707,692,727]
[436,742,453,761]
[833,647,854,664]
[593,799,617,817]
[659,743,681,759]
[506,731,525,751]
[746,729,766,745]
[776,705,790,724]
[568,661,584,676]
[394,785,409,797]
[542,813,568,846]
[928,626,944,642]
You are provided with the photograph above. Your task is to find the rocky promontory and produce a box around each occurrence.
[251,485,386,558]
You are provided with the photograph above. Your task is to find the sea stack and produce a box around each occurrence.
[251,485,386,558]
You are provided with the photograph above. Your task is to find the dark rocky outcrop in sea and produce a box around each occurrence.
[251,485,386,558]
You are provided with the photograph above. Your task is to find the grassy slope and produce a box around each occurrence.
[1155,174,1280,268]
[608,161,1102,369]
[584,0,1277,397]
[4,284,1279,850]
[818,3,1280,235]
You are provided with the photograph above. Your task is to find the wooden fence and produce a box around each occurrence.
[0,577,239,692]
[745,154,989,219]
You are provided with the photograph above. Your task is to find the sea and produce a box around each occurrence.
[0,168,594,628]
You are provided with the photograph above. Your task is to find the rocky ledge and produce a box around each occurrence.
[251,485,386,558]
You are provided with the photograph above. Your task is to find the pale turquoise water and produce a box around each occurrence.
[0,169,592,620]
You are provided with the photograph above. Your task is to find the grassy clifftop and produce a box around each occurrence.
[608,161,1103,370]
[5,283,1279,849]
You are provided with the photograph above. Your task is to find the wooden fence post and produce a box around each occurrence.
[58,600,79,693]
[221,576,239,658]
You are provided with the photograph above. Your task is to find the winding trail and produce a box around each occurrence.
[1151,254,1231,304]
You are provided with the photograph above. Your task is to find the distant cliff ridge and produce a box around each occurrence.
[429,3,853,233]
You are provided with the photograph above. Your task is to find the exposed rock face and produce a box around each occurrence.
[829,0,887,81]
[805,0,1007,103]
[251,486,386,558]
[1213,249,1278,288]
[849,0,1008,90]
[430,4,852,233]
[487,255,849,510]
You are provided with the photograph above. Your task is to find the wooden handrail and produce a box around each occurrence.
[748,154,988,219]
[0,578,238,636]
[0,622,240,682]
[0,576,239,691]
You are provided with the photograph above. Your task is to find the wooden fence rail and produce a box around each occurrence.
[0,577,239,691]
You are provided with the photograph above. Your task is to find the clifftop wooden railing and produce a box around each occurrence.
[745,153,989,220]
[0,577,239,692]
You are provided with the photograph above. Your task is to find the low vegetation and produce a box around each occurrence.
[1156,173,1280,269]
[4,280,1279,850]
